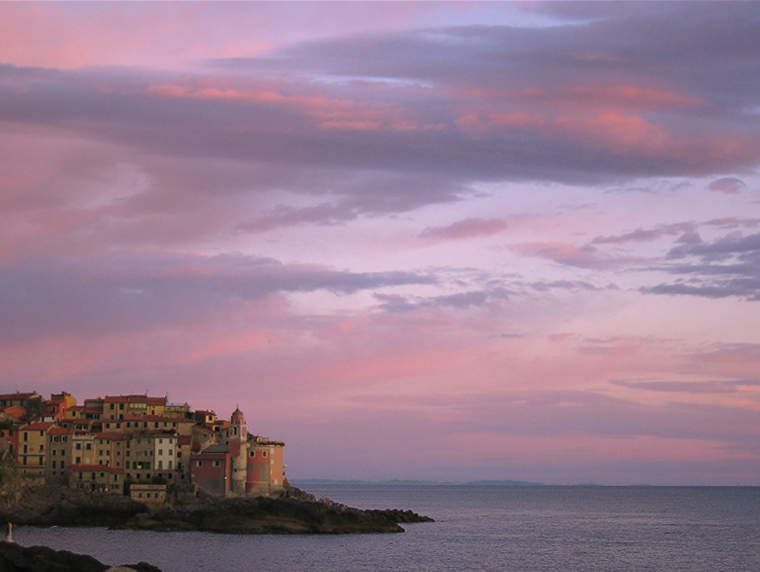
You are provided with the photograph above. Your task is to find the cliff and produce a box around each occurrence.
[0,485,433,535]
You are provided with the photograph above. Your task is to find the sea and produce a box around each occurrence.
[13,485,760,571]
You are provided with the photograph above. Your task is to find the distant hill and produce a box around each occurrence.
[291,479,544,486]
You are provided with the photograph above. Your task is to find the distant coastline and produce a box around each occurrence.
[292,479,546,486]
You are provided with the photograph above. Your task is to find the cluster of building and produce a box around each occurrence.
[0,391,285,501]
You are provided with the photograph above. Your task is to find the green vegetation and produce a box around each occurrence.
[0,450,21,508]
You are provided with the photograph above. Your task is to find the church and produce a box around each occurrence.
[190,407,286,497]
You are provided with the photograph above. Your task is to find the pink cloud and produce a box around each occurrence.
[419,217,508,241]
[509,241,624,269]
[462,84,703,110]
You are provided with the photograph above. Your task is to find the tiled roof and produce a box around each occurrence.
[20,422,55,431]
[1,405,26,418]
[95,432,127,440]
[119,415,179,423]
[198,444,228,454]
[104,395,167,405]
[49,427,74,435]
[0,392,39,401]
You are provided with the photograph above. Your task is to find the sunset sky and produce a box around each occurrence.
[2,2,760,485]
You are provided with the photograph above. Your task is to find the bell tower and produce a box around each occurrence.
[229,406,249,495]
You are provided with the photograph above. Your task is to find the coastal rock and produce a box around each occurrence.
[0,542,161,572]
[121,496,409,534]
[0,486,147,528]
[1,485,434,535]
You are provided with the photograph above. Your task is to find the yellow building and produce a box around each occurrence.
[17,422,54,483]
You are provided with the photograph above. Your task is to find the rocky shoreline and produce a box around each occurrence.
[0,485,433,535]
[0,542,160,572]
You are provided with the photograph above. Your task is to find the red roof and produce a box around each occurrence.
[121,415,178,423]
[70,464,124,473]
[104,395,166,404]
[0,392,39,401]
[1,405,26,419]
[20,422,55,431]
[49,427,74,436]
[95,432,127,440]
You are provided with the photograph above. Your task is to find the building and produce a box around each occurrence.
[2,391,285,497]
[191,408,285,498]
[130,483,168,505]
[17,422,55,483]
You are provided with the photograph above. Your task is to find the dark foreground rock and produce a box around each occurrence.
[0,486,433,535]
[0,541,160,572]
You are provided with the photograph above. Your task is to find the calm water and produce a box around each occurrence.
[14,485,760,571]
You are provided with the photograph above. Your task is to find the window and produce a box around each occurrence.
[76,457,81,464]
[23,432,28,441]
[86,443,91,450]
[39,444,44,452]
[213,460,220,467]
[75,443,81,450]
[196,460,202,467]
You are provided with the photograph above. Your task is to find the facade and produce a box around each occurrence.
[0,391,285,498]
[130,483,168,505]
[190,408,286,498]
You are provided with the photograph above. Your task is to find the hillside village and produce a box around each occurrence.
[0,391,285,503]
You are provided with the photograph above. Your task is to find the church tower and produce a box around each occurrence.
[229,406,249,495]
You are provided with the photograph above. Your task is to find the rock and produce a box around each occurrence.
[0,485,434,535]
[0,542,162,572]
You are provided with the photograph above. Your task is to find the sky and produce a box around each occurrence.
[2,1,760,485]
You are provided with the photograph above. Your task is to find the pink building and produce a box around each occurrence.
[190,408,285,498]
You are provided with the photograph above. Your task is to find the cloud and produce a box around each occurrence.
[373,288,508,313]
[592,222,694,245]
[419,217,508,241]
[610,378,760,394]
[708,177,747,194]
[1,1,759,233]
[0,252,434,342]
[509,241,638,269]
[642,231,760,300]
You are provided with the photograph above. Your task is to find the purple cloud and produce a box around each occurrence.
[708,177,747,194]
